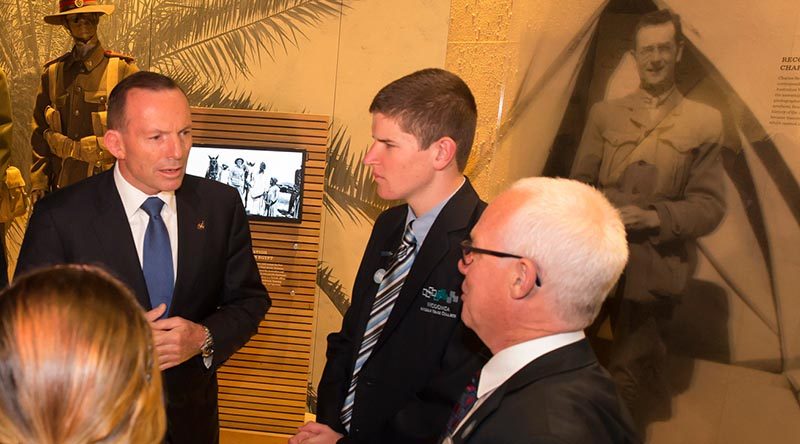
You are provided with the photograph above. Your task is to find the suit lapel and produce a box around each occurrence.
[453,339,598,442]
[453,384,506,444]
[375,180,480,351]
[90,171,150,309]
[170,177,207,315]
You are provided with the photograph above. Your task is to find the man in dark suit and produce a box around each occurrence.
[290,68,487,444]
[16,71,270,444]
[446,177,640,444]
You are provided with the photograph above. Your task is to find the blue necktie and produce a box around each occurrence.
[340,222,417,431]
[141,197,174,316]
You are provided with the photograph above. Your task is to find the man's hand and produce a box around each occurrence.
[145,303,206,370]
[618,205,660,231]
[288,422,343,444]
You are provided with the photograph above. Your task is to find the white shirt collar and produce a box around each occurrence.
[477,331,585,398]
[113,163,176,218]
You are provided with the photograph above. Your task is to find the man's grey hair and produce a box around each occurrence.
[501,177,628,330]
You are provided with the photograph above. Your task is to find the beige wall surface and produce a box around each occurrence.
[3,1,800,442]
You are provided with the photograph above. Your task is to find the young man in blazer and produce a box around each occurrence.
[445,177,640,444]
[290,68,488,444]
[16,71,269,444]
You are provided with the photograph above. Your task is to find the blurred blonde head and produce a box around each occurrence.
[0,265,165,444]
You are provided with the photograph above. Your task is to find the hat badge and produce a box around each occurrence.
[75,0,84,7]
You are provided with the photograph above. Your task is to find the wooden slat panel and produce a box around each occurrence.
[192,108,325,435]
[196,138,325,152]
[222,361,310,379]
[257,326,312,339]
[192,107,328,123]
[221,420,300,436]
[193,122,330,138]
[219,391,307,409]
[218,383,307,400]
[194,130,327,147]
[266,293,316,304]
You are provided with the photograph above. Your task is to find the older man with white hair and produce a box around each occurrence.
[443,177,640,444]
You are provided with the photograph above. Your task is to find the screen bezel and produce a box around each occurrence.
[187,142,306,223]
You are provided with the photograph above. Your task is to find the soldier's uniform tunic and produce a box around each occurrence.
[571,87,725,415]
[30,42,137,192]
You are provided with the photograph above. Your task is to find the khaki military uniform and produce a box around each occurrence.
[572,88,725,301]
[0,69,10,183]
[572,88,726,420]
[0,69,12,286]
[30,42,137,192]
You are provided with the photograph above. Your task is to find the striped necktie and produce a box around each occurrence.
[340,221,417,431]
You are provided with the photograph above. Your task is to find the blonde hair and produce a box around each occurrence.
[0,265,165,444]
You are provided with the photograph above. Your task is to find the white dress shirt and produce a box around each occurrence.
[113,164,178,283]
[113,166,215,368]
[452,331,586,437]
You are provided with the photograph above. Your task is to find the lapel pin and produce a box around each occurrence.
[197,220,206,230]
[373,268,387,284]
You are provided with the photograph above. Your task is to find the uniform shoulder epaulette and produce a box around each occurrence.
[103,50,135,63]
[43,52,70,68]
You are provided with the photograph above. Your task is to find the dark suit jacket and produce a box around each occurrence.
[16,171,270,444]
[449,339,640,444]
[317,179,488,444]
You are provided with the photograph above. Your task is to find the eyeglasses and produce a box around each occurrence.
[460,239,524,264]
[459,239,541,287]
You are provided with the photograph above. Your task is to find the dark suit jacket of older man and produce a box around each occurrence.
[448,339,640,444]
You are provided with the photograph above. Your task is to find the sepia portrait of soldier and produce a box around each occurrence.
[30,0,138,200]
[570,9,726,427]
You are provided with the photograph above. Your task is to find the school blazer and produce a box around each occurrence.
[317,179,488,444]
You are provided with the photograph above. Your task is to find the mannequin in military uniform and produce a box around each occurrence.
[0,68,11,286]
[30,0,137,200]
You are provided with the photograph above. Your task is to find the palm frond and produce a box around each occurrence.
[324,124,392,225]
[149,0,345,81]
[168,70,272,110]
[103,0,159,61]
[316,261,350,316]
[306,382,318,413]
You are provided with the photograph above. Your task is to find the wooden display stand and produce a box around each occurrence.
[191,107,328,440]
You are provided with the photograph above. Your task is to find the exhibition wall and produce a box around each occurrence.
[2,0,799,442]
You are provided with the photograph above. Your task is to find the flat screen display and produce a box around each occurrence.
[186,143,305,222]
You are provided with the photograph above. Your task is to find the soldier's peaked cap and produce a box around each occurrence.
[44,0,114,25]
